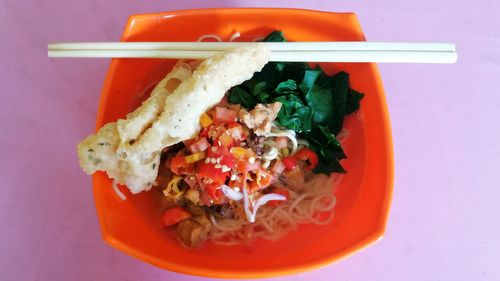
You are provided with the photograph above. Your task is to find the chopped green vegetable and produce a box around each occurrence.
[274,94,313,132]
[228,31,364,174]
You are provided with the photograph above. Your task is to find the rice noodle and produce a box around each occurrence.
[210,174,341,245]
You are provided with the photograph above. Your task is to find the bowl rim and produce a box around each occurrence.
[92,7,394,278]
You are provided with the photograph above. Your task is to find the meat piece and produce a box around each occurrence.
[184,189,200,204]
[247,133,265,156]
[238,102,282,136]
[176,215,212,248]
[277,167,305,191]
[209,203,234,217]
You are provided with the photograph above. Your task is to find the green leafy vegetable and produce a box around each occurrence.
[228,87,258,108]
[228,31,364,174]
[262,30,287,42]
[275,94,312,132]
[275,79,297,95]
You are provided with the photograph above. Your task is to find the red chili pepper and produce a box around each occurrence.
[198,162,226,184]
[199,127,210,138]
[248,168,273,191]
[170,154,192,175]
[162,207,191,227]
[282,156,297,171]
[292,148,319,171]
[197,146,235,184]
[203,183,224,200]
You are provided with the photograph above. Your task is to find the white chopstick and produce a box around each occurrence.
[47,42,457,63]
[48,42,456,52]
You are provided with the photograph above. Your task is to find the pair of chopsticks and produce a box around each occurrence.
[47,42,457,63]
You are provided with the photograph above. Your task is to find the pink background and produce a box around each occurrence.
[1,0,499,280]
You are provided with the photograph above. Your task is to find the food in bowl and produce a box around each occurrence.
[77,31,363,248]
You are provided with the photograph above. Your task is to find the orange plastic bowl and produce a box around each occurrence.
[92,8,393,278]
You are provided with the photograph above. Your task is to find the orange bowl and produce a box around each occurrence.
[92,8,393,278]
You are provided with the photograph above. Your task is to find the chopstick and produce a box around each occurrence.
[47,42,457,63]
[48,42,456,51]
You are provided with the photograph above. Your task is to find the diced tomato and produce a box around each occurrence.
[292,148,319,171]
[275,136,289,149]
[189,137,210,153]
[213,107,237,124]
[268,188,289,207]
[282,156,297,171]
[170,154,190,175]
[271,159,286,174]
[162,207,192,227]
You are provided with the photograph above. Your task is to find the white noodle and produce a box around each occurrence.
[266,131,298,153]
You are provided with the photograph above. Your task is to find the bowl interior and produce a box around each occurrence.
[92,8,393,278]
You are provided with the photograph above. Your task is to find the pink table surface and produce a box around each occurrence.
[1,0,499,280]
